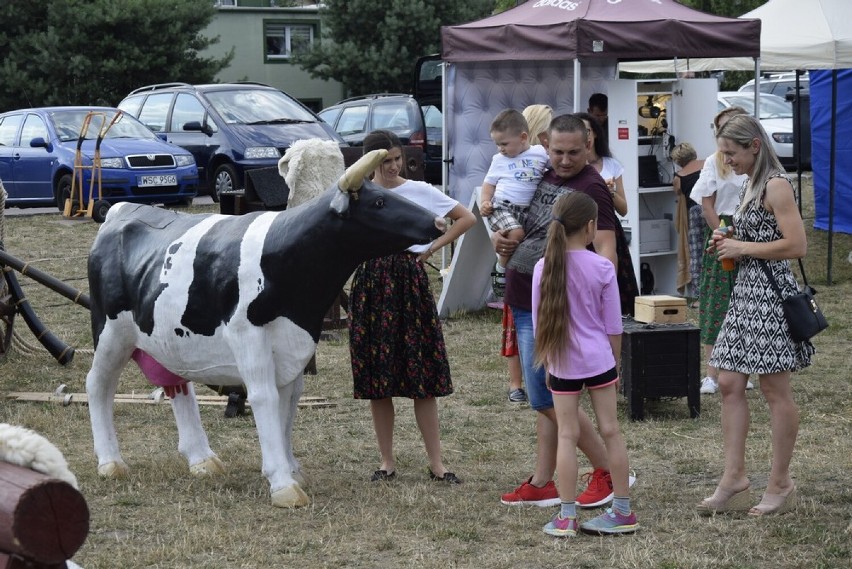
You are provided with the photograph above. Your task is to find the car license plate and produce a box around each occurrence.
[138,175,177,187]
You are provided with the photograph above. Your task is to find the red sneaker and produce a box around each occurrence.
[576,468,613,508]
[501,476,560,507]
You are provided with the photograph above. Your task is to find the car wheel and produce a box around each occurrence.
[55,174,78,213]
[92,200,111,224]
[213,164,239,203]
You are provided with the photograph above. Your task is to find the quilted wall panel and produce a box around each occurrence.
[445,60,616,205]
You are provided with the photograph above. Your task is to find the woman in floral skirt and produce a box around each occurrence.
[348,130,475,484]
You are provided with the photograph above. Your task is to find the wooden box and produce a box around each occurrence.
[634,295,687,324]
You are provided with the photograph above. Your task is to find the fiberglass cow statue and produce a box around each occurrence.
[85,149,445,508]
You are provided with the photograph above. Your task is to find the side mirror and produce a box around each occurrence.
[29,137,50,150]
[156,132,168,142]
[184,121,213,136]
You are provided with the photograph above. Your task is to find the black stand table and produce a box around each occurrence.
[620,318,700,421]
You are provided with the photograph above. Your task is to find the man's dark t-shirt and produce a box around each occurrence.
[504,164,615,312]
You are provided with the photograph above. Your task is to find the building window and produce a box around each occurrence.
[265,23,314,60]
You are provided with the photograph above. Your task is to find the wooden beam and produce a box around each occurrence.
[4,392,335,409]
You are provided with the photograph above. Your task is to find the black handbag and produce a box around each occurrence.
[758,258,828,342]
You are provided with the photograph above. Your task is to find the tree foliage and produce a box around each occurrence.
[0,0,232,110]
[680,0,763,18]
[296,0,494,96]
[679,0,767,90]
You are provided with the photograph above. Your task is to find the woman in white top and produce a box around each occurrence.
[349,130,475,483]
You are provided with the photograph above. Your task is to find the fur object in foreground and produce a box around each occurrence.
[278,138,345,208]
[0,422,79,489]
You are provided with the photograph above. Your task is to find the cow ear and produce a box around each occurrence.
[330,190,350,217]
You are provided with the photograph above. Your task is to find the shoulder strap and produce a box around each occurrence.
[757,259,784,299]
[759,258,809,298]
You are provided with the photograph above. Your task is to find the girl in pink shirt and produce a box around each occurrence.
[531,191,637,537]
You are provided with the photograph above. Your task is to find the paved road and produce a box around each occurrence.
[3,195,215,217]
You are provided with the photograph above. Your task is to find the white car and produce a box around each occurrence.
[717,91,795,168]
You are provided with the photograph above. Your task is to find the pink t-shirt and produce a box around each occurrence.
[531,249,623,379]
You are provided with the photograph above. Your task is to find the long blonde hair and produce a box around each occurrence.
[713,106,747,177]
[523,104,553,146]
[717,114,785,213]
[534,191,598,369]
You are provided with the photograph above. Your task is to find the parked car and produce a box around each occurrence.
[318,94,442,184]
[717,91,795,168]
[738,73,809,98]
[0,106,198,212]
[118,82,344,202]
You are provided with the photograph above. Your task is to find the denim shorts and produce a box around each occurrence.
[510,306,552,411]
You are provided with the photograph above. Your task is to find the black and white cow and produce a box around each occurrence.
[85,150,444,507]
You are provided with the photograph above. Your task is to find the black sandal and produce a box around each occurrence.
[429,469,462,484]
[370,469,396,482]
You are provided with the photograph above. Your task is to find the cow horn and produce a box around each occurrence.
[337,149,387,193]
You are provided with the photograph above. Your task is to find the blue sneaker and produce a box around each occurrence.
[579,508,638,535]
[543,514,578,537]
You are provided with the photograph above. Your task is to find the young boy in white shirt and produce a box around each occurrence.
[479,109,549,281]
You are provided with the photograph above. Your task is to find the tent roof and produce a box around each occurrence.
[441,0,760,63]
[620,0,852,73]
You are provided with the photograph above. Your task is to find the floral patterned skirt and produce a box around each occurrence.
[698,220,735,345]
[349,253,452,399]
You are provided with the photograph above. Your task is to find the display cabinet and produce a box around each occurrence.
[605,79,718,295]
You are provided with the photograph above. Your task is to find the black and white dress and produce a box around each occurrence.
[709,175,814,374]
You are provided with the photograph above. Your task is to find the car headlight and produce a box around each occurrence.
[244,147,281,159]
[175,154,195,167]
[772,133,794,144]
[99,157,125,168]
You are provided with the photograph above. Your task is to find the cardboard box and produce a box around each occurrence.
[639,219,672,253]
[634,295,687,324]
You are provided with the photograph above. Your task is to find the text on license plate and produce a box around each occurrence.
[139,175,177,187]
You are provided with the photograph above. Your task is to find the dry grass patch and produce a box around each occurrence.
[0,183,850,568]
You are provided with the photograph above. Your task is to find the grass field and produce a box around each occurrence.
[0,176,850,569]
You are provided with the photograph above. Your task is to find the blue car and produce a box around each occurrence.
[0,106,198,211]
[118,83,345,202]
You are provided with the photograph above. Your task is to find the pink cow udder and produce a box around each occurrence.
[131,349,189,398]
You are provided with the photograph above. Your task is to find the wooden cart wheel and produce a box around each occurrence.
[0,277,15,358]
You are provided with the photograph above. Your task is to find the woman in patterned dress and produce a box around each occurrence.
[696,114,813,517]
[348,130,475,484]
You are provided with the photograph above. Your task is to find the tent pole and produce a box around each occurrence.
[794,70,803,213]
[440,60,450,270]
[827,69,837,285]
[573,60,581,112]
[754,57,761,121]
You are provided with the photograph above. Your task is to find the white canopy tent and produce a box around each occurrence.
[619,0,852,74]
[621,0,852,284]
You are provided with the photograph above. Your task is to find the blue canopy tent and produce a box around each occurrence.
[811,70,852,234]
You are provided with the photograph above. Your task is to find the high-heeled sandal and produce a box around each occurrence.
[749,486,797,516]
[696,486,752,515]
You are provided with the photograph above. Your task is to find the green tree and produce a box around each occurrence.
[0,0,232,109]
[296,0,493,96]
[680,0,763,18]
[680,0,767,90]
